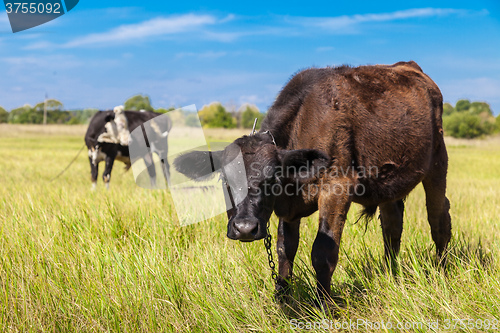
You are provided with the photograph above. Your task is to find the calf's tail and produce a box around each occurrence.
[355,204,378,233]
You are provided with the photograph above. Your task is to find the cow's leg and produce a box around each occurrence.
[143,152,157,188]
[422,144,451,261]
[275,218,300,300]
[312,178,353,304]
[89,157,99,190]
[103,154,116,190]
[159,140,170,185]
[160,157,170,185]
[379,199,405,260]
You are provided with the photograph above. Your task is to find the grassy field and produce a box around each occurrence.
[0,124,499,332]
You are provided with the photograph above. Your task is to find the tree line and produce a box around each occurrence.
[0,99,100,125]
[1,95,499,137]
[0,95,265,130]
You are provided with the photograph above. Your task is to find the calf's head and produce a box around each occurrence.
[174,132,331,242]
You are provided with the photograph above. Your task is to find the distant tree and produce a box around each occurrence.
[496,115,500,133]
[443,103,454,116]
[469,102,492,116]
[81,108,99,123]
[455,99,471,112]
[124,94,154,111]
[166,109,185,126]
[8,105,32,124]
[442,100,497,138]
[20,109,44,124]
[443,112,496,138]
[212,106,236,128]
[198,102,236,128]
[33,99,63,112]
[198,102,219,127]
[185,114,201,127]
[240,105,265,129]
[155,107,175,114]
[63,108,99,124]
[0,106,8,123]
[25,99,65,124]
[66,117,81,125]
[47,110,72,124]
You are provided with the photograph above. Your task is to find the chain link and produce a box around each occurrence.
[263,220,278,282]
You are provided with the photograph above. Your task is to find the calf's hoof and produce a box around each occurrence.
[274,283,292,303]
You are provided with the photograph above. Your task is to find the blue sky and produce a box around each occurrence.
[1,0,499,114]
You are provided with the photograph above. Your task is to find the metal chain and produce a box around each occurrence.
[264,220,278,282]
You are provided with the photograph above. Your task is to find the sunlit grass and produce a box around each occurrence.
[0,125,499,332]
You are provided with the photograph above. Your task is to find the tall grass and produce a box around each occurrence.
[0,125,499,332]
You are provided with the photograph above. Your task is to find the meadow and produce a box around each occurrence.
[0,124,499,332]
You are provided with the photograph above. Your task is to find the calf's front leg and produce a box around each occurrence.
[275,218,300,299]
[312,179,353,303]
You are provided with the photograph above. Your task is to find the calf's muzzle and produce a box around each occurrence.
[227,217,266,242]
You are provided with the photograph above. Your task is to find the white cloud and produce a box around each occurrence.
[63,14,217,48]
[23,41,56,50]
[220,14,236,23]
[201,30,248,42]
[238,95,266,106]
[298,8,486,30]
[2,55,81,68]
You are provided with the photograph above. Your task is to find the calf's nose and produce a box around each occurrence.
[233,219,259,242]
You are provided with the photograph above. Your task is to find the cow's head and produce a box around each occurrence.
[174,132,331,242]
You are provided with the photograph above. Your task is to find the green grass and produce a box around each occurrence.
[0,125,499,332]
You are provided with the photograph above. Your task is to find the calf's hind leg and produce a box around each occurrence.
[422,145,451,260]
[379,199,405,260]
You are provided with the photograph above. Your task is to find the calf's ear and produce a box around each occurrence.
[279,149,331,180]
[174,150,223,181]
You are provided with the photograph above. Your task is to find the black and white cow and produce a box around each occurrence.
[84,107,172,189]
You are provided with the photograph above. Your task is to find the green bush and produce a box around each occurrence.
[241,106,265,129]
[469,102,493,116]
[155,107,176,114]
[455,99,471,112]
[124,94,154,111]
[442,99,497,138]
[210,107,236,128]
[8,105,33,124]
[198,103,236,128]
[0,106,8,123]
[443,103,454,116]
[444,113,482,138]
